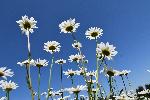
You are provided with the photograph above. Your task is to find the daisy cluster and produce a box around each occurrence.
[14,15,150,100]
[0,67,18,99]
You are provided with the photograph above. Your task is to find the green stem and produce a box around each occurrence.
[121,75,127,94]
[47,54,54,100]
[126,74,132,87]
[75,93,79,100]
[26,65,34,100]
[70,76,74,86]
[95,38,100,100]
[38,67,41,100]
[109,76,113,98]
[60,64,63,89]
[113,78,119,96]
[6,91,9,100]
[71,33,77,41]
[25,32,34,100]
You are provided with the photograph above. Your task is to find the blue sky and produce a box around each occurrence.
[1,0,150,99]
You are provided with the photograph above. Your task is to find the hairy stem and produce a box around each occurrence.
[121,75,127,94]
[6,91,9,100]
[38,67,41,100]
[47,54,54,100]
[60,64,63,89]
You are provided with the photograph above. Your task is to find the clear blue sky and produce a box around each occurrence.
[0,0,150,99]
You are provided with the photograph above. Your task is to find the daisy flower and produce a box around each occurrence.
[72,41,82,49]
[0,97,6,100]
[0,80,18,91]
[66,85,87,94]
[16,15,38,35]
[17,59,35,67]
[86,70,96,77]
[44,41,61,54]
[138,89,150,95]
[68,53,85,63]
[114,92,135,100]
[33,58,49,68]
[100,68,120,77]
[87,79,96,84]
[96,42,118,60]
[59,18,80,33]
[63,69,76,78]
[119,70,131,76]
[57,95,70,100]
[85,27,103,40]
[0,67,14,80]
[76,67,87,75]
[41,91,56,98]
[55,59,66,65]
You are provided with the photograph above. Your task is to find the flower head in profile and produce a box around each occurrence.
[76,67,87,75]
[63,69,76,78]
[72,41,82,50]
[57,95,70,100]
[0,80,18,91]
[85,27,103,40]
[44,41,61,54]
[119,70,131,76]
[59,18,80,33]
[114,92,135,100]
[96,42,118,60]
[16,15,38,35]
[0,67,14,80]
[68,53,85,63]
[100,68,120,77]
[41,91,55,98]
[17,59,35,67]
[33,58,49,68]
[86,70,96,77]
[55,59,66,65]
[66,85,87,94]
[138,89,150,95]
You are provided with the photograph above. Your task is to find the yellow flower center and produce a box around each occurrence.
[66,26,73,32]
[102,49,110,56]
[107,70,115,76]
[91,32,98,37]
[23,21,31,30]
[6,87,12,91]
[36,64,43,67]
[0,71,4,77]
[49,46,56,51]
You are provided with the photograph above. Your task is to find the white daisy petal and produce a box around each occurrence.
[59,18,80,33]
[96,42,117,60]
[55,59,66,65]
[0,80,18,91]
[85,27,103,40]
[33,58,49,68]
[0,67,14,80]
[44,41,61,54]
[16,15,38,35]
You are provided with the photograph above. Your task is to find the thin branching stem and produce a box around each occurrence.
[71,33,91,99]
